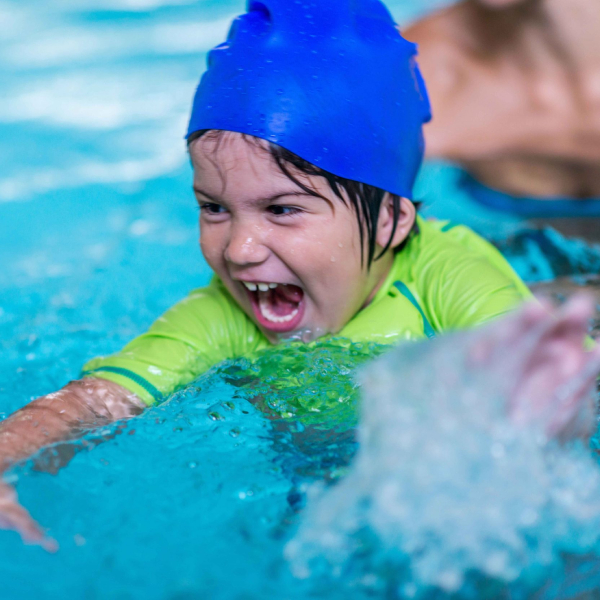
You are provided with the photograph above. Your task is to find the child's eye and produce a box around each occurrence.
[268,205,300,216]
[200,202,227,215]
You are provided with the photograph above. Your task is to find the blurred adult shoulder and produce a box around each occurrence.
[403,3,489,159]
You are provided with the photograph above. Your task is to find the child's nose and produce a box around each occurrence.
[224,222,270,266]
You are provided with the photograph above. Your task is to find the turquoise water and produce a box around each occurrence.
[3,1,600,598]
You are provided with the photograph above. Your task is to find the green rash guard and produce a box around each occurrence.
[82,218,533,407]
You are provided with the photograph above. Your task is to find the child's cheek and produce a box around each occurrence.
[199,234,222,268]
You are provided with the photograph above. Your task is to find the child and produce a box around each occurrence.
[80,0,533,407]
[0,0,597,550]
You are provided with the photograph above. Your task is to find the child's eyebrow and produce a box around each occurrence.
[192,186,318,205]
[192,186,219,202]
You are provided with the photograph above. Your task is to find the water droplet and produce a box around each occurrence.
[230,428,241,438]
[208,411,225,421]
[188,461,197,469]
[223,401,235,410]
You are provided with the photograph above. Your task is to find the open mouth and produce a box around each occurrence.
[241,281,305,333]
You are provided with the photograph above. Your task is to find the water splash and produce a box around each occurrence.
[287,327,600,598]
[0,339,382,600]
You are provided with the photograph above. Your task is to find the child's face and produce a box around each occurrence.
[190,133,410,343]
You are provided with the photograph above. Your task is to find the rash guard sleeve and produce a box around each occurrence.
[82,278,268,406]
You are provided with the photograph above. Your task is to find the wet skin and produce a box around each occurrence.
[406,0,600,199]
[189,132,416,343]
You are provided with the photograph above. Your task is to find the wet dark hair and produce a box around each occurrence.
[188,129,419,268]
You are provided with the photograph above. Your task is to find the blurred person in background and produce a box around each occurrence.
[406,0,600,228]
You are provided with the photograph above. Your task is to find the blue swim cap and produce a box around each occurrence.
[187,0,431,198]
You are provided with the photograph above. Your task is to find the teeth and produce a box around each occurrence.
[241,281,280,292]
[258,294,299,324]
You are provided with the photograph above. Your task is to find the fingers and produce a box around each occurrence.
[558,292,597,322]
[40,536,59,553]
[544,343,600,439]
[0,483,58,553]
[551,293,596,340]
[468,299,549,367]
[506,294,599,435]
[518,293,594,369]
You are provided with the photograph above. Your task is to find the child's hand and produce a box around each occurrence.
[469,294,600,440]
[0,480,58,552]
[508,295,600,439]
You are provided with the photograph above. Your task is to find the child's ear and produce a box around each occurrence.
[375,195,416,250]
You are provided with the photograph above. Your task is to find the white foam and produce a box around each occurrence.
[287,325,600,594]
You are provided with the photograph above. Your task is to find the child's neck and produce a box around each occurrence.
[362,251,395,309]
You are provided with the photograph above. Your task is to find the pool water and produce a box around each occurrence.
[3,1,600,599]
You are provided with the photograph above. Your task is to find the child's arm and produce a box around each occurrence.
[0,378,144,549]
[0,378,144,472]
